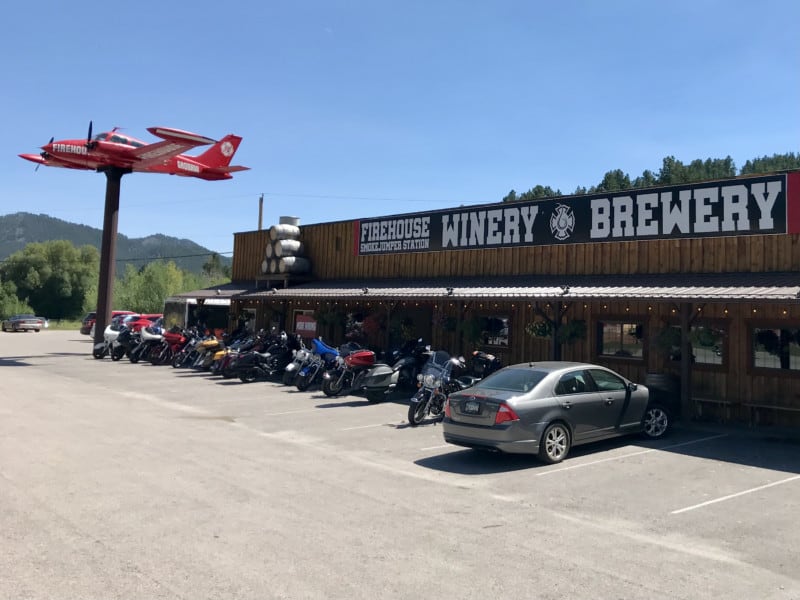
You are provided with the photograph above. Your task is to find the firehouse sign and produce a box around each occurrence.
[354,174,794,255]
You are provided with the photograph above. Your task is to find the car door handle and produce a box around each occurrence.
[562,401,571,409]
[604,398,614,406]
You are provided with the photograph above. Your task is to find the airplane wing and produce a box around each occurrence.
[203,165,250,174]
[19,154,92,170]
[131,127,217,167]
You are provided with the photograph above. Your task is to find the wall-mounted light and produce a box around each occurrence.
[446,287,454,296]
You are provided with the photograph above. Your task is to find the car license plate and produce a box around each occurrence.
[464,400,480,414]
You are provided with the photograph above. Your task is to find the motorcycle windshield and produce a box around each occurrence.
[420,351,452,384]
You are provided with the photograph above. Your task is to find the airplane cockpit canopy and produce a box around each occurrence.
[93,132,144,148]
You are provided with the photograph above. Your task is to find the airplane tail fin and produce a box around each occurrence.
[195,134,243,167]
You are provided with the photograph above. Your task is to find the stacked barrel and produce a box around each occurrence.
[261,216,311,275]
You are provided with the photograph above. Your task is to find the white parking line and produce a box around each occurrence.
[420,444,451,451]
[262,408,321,416]
[536,434,729,476]
[671,474,800,514]
[339,423,389,431]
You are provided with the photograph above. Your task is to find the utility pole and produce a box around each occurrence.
[258,194,264,230]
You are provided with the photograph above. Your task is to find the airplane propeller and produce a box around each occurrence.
[35,136,55,172]
[86,121,96,150]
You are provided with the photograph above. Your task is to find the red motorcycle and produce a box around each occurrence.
[150,328,190,365]
[321,349,376,397]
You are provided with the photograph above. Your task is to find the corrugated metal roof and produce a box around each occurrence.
[236,273,800,303]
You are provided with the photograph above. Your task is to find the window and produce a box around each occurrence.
[555,371,590,395]
[691,324,725,365]
[475,368,546,393]
[597,321,643,359]
[588,368,626,391]
[752,327,800,371]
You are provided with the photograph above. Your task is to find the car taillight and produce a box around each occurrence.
[494,403,519,425]
[444,397,451,418]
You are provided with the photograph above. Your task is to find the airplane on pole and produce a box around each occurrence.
[20,122,249,180]
[19,122,249,347]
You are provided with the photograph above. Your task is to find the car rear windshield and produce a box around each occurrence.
[473,368,548,393]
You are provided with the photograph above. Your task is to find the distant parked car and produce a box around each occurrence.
[2,314,46,332]
[442,361,677,464]
[82,310,135,336]
[79,312,96,335]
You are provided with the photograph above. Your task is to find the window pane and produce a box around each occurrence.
[753,327,800,371]
[691,325,725,365]
[598,322,643,358]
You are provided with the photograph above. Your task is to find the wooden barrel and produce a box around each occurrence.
[261,259,269,274]
[274,239,304,257]
[269,223,300,241]
[278,256,311,273]
[269,258,280,273]
[265,242,274,258]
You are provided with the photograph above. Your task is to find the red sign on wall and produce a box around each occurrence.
[295,314,317,338]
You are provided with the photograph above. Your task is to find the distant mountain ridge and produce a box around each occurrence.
[0,212,230,273]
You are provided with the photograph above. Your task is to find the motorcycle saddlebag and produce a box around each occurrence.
[345,350,376,368]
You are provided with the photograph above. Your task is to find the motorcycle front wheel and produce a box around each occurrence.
[111,346,125,361]
[295,372,312,391]
[322,374,344,397]
[407,396,429,426]
[282,369,296,386]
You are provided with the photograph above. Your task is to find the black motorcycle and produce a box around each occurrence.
[407,350,469,426]
[361,339,430,403]
[235,332,302,383]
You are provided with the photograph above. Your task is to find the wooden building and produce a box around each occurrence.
[226,172,800,427]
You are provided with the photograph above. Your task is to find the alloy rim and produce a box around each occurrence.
[545,426,568,459]
[644,408,668,437]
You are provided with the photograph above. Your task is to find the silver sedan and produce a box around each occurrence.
[442,361,674,464]
[1,314,46,332]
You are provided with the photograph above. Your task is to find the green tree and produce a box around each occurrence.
[591,169,632,193]
[632,169,658,189]
[0,279,33,318]
[0,240,98,319]
[202,252,230,279]
[115,260,188,314]
[740,152,800,175]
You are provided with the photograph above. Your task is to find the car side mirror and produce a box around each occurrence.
[628,382,638,392]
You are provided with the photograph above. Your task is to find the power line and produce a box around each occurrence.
[0,251,233,265]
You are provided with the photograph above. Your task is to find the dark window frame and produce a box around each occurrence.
[748,320,800,377]
[595,317,645,363]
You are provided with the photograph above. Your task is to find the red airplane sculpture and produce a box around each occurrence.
[20,122,249,181]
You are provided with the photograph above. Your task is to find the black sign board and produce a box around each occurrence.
[354,175,787,255]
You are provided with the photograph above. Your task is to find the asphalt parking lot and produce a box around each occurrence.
[2,331,799,599]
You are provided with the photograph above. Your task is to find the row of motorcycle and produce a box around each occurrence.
[94,322,503,426]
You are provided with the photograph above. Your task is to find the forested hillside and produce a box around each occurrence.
[0,212,231,274]
[502,153,800,202]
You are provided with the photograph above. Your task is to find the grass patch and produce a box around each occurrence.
[45,320,83,331]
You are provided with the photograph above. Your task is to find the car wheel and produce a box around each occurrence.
[642,404,671,439]
[538,422,571,464]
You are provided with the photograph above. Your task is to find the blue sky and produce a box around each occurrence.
[3,0,798,256]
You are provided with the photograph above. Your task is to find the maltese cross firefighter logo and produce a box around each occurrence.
[221,141,234,157]
[549,204,575,241]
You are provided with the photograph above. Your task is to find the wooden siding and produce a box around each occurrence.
[232,222,800,426]
[233,225,800,282]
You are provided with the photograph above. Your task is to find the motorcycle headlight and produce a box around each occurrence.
[423,374,438,387]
